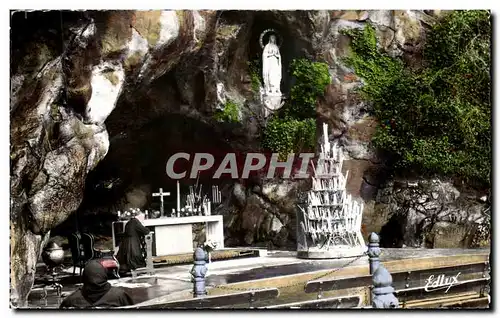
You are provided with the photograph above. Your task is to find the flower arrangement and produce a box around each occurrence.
[117,208,161,220]
[117,208,142,220]
[203,240,218,264]
[203,240,218,253]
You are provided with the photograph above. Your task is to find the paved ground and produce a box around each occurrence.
[25,248,489,308]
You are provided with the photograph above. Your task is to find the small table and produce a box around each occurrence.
[112,215,224,257]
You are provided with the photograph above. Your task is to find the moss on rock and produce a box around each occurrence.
[103,70,120,86]
[100,12,134,55]
[133,10,162,48]
[72,119,95,140]
[342,11,491,187]
[214,100,240,123]
[124,51,144,72]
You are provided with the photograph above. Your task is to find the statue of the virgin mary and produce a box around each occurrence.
[262,34,282,95]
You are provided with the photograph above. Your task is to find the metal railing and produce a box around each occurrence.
[137,233,490,309]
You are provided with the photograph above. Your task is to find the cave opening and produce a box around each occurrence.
[379,213,405,248]
[52,112,235,238]
[50,11,312,240]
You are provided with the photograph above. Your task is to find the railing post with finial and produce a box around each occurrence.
[368,232,381,275]
[372,264,399,308]
[190,247,208,298]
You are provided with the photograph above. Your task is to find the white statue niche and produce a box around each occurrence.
[259,29,285,118]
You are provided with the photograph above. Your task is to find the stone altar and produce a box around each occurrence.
[144,215,224,256]
[112,215,224,257]
[113,180,224,256]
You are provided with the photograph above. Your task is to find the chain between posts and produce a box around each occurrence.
[206,252,367,292]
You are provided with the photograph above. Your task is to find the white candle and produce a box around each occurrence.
[323,123,328,146]
[344,170,349,188]
[177,181,181,213]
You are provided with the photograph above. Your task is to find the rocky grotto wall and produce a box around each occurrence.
[10,10,490,305]
[369,179,490,248]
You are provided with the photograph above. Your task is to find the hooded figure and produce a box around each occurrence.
[116,214,150,273]
[60,260,134,308]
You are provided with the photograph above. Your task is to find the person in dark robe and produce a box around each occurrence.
[116,212,150,273]
[60,260,134,308]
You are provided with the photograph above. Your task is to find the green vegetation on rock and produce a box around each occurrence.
[287,58,331,120]
[218,24,239,37]
[262,58,330,158]
[248,59,262,94]
[342,10,491,187]
[124,51,144,72]
[103,71,120,86]
[214,100,240,123]
[263,117,316,158]
[134,11,163,48]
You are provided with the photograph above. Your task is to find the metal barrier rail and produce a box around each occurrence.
[305,262,488,294]
[303,233,489,308]
[138,233,490,309]
[137,288,280,309]
[263,295,361,309]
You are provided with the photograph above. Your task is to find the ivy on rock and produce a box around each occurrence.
[214,100,241,123]
[262,58,330,158]
[248,59,262,94]
[342,10,491,188]
[287,58,331,120]
[263,117,316,159]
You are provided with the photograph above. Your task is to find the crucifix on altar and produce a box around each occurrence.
[152,188,170,217]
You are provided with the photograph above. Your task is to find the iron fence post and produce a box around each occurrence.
[191,247,208,298]
[372,264,399,308]
[367,232,381,275]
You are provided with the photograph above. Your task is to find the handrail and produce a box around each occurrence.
[263,295,361,309]
[134,288,280,309]
[305,260,488,293]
